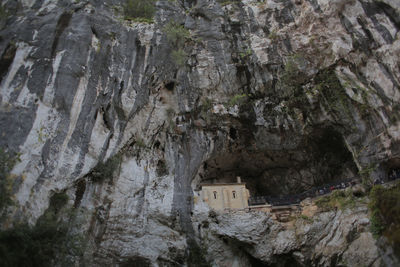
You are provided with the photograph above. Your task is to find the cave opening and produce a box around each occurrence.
[197,126,358,198]
[229,127,237,140]
[165,81,175,91]
[384,157,400,181]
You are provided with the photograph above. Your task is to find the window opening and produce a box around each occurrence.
[232,191,236,199]
[213,191,217,199]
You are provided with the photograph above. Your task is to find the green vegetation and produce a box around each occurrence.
[123,0,156,23]
[0,192,83,267]
[0,149,20,211]
[341,77,374,119]
[314,69,353,118]
[369,183,400,256]
[37,126,49,143]
[0,223,66,267]
[199,98,213,125]
[281,54,306,87]
[188,243,211,267]
[171,49,187,67]
[163,21,190,47]
[239,48,252,59]
[216,0,235,6]
[359,164,377,190]
[91,153,122,182]
[135,137,146,148]
[126,16,154,24]
[298,214,313,223]
[279,54,309,108]
[163,21,191,67]
[315,189,356,211]
[226,93,248,108]
[355,85,371,116]
[268,30,278,40]
[0,4,8,21]
[201,98,213,113]
[50,192,69,212]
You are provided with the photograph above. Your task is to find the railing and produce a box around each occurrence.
[248,173,400,207]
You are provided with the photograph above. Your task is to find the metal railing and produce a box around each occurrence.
[248,173,400,207]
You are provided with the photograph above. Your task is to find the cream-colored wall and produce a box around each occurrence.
[201,184,250,210]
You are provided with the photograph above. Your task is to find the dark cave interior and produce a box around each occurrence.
[199,127,358,197]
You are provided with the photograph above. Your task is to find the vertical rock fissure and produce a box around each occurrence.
[51,12,73,58]
[172,131,209,265]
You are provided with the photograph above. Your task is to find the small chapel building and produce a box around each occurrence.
[200,177,250,210]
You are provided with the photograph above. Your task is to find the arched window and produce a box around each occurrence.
[213,191,217,199]
[232,191,236,199]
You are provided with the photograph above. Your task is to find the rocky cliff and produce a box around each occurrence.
[0,0,400,266]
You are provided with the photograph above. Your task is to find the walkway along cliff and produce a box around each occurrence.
[0,0,400,266]
[198,173,400,223]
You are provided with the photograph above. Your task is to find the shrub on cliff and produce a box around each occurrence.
[315,189,355,211]
[91,154,122,182]
[171,49,187,67]
[163,21,191,67]
[0,192,83,267]
[0,149,20,211]
[163,21,190,48]
[369,183,400,256]
[0,4,7,21]
[216,0,235,6]
[123,0,156,22]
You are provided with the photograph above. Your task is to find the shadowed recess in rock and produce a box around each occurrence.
[0,42,16,83]
[51,11,72,58]
[199,126,358,197]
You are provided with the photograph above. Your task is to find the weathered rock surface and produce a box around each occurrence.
[192,198,400,266]
[0,0,400,265]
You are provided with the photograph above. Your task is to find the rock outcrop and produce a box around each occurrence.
[0,0,399,265]
[193,204,386,266]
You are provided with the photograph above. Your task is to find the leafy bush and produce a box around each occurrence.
[0,4,8,21]
[239,48,252,59]
[226,94,248,108]
[171,49,187,67]
[163,21,191,67]
[0,192,82,267]
[0,223,65,267]
[359,164,377,190]
[91,154,122,182]
[369,183,400,256]
[50,192,69,213]
[315,189,355,211]
[123,0,156,22]
[0,149,20,211]
[163,21,190,48]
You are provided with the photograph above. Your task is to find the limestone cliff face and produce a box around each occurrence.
[0,0,400,265]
